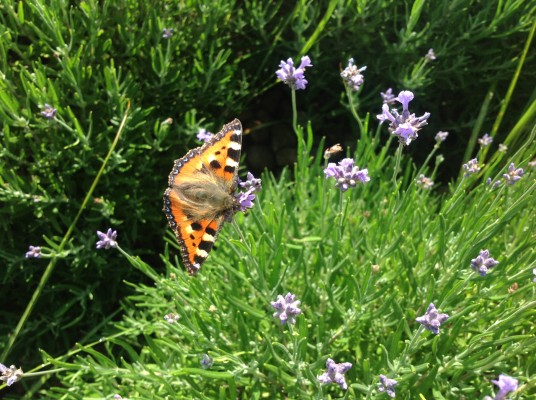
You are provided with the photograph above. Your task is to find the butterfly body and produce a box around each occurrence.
[163,119,242,275]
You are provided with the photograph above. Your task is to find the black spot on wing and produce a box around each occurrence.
[227,148,240,162]
[194,254,206,264]
[210,159,222,169]
[198,240,213,252]
[191,222,203,231]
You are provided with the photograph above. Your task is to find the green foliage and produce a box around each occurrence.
[18,120,536,399]
[0,0,535,398]
[0,0,281,361]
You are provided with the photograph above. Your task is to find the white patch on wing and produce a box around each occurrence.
[196,248,209,258]
[226,158,239,168]
[202,232,215,242]
[228,141,241,150]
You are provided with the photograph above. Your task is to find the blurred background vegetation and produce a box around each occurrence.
[0,0,534,374]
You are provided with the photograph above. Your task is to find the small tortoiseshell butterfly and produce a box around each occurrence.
[163,119,243,275]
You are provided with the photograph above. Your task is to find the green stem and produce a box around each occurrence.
[1,102,131,361]
[490,18,535,140]
[291,88,301,157]
[395,326,425,371]
[414,144,440,180]
[392,143,404,186]
[291,89,298,135]
[337,190,344,241]
[346,86,365,134]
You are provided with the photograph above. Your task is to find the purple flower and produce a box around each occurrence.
[425,48,437,61]
[276,56,312,90]
[271,292,302,325]
[416,303,449,334]
[96,228,118,250]
[113,395,123,400]
[239,172,262,193]
[381,88,396,105]
[435,131,449,142]
[416,174,433,189]
[503,163,524,185]
[224,172,262,217]
[317,358,352,390]
[200,354,213,369]
[162,28,174,38]
[486,178,501,189]
[378,374,398,397]
[324,158,370,192]
[491,374,518,400]
[463,158,480,176]
[0,363,23,387]
[235,189,256,212]
[164,313,180,323]
[471,249,499,277]
[376,90,430,146]
[40,104,57,119]
[341,58,367,91]
[196,128,214,143]
[478,133,493,147]
[25,245,41,258]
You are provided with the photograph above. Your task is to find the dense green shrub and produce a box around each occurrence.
[0,0,534,398]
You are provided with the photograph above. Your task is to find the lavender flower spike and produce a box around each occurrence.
[416,303,449,334]
[25,245,42,258]
[239,172,262,193]
[378,374,398,398]
[503,163,524,185]
[425,48,437,61]
[317,358,353,390]
[276,56,312,90]
[162,28,174,39]
[435,131,449,142]
[236,189,256,212]
[491,374,518,400]
[271,292,302,325]
[0,363,23,386]
[463,158,480,176]
[416,174,433,189]
[200,354,214,369]
[341,58,367,91]
[381,88,396,105]
[470,249,499,277]
[324,158,370,192]
[40,104,57,119]
[376,90,430,146]
[196,128,214,143]
[232,171,261,213]
[478,133,493,147]
[164,313,180,323]
[96,228,118,250]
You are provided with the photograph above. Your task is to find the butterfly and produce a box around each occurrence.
[163,119,243,275]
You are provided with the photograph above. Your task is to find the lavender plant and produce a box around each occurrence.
[1,1,535,399]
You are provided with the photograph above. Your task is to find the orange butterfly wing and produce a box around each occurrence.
[163,119,242,274]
